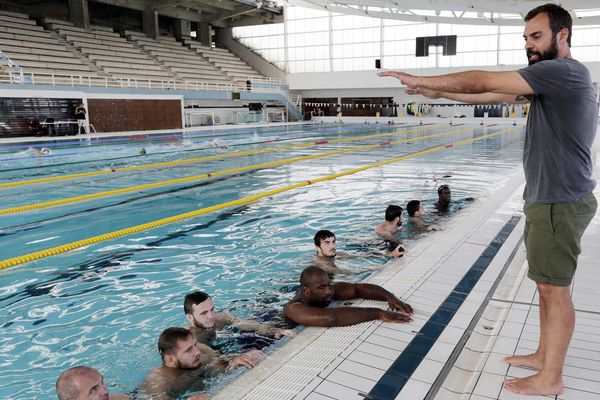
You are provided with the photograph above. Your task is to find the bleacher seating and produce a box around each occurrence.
[0,11,272,87]
[45,19,175,81]
[184,38,263,84]
[0,11,98,80]
[124,30,231,85]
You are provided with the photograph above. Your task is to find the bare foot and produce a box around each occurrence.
[504,374,563,396]
[503,353,544,370]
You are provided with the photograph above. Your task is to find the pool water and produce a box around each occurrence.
[0,123,525,398]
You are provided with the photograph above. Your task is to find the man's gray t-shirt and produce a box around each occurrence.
[517,58,597,204]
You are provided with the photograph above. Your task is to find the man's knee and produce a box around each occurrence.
[536,282,570,298]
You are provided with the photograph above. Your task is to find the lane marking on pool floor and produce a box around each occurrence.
[0,124,440,189]
[0,126,492,214]
[0,126,523,270]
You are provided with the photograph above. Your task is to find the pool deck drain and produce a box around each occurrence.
[212,165,600,400]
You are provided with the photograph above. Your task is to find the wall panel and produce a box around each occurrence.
[88,99,182,132]
[0,97,81,137]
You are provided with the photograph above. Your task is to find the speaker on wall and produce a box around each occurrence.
[375,59,381,69]
[248,102,263,111]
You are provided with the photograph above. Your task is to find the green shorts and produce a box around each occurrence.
[524,192,597,286]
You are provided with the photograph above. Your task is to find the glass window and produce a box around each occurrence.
[234,5,600,73]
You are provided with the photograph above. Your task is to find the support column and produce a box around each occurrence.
[174,19,191,41]
[143,6,159,40]
[198,22,212,46]
[68,0,90,30]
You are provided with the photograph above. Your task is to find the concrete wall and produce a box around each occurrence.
[216,28,286,81]
[289,61,600,104]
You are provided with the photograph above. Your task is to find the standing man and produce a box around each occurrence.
[75,102,87,134]
[379,3,597,396]
[56,366,130,400]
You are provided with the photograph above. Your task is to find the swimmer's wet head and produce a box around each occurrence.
[140,148,146,155]
[437,184,451,203]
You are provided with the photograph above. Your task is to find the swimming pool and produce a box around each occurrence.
[0,122,525,398]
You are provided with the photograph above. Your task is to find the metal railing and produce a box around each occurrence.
[0,70,284,93]
[247,75,286,85]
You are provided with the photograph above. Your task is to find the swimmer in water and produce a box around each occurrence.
[141,327,261,400]
[434,184,451,211]
[20,146,51,156]
[207,138,228,149]
[140,148,147,156]
[184,291,294,348]
[374,205,404,245]
[313,230,402,275]
[406,200,440,231]
[56,366,130,400]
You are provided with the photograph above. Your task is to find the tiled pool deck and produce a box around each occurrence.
[213,161,600,400]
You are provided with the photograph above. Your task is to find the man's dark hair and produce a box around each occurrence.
[406,200,421,217]
[314,230,335,246]
[183,291,211,315]
[300,266,327,287]
[385,205,403,221]
[525,3,572,46]
[158,327,193,360]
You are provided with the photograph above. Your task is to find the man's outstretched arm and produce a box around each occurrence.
[406,86,530,105]
[378,70,533,96]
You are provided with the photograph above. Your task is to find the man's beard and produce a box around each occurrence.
[310,298,332,308]
[176,358,201,370]
[192,316,213,329]
[527,36,559,65]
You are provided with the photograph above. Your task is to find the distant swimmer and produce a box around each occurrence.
[56,366,130,400]
[374,205,404,245]
[19,146,51,157]
[207,138,228,149]
[284,266,413,327]
[434,184,451,211]
[139,148,147,156]
[141,327,262,400]
[313,230,402,275]
[184,291,295,349]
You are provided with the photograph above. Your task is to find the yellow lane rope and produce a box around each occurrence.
[0,124,439,189]
[0,126,522,270]
[0,126,479,215]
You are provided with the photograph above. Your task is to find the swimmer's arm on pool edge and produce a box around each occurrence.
[284,282,413,327]
[283,302,412,327]
[336,244,404,259]
[335,282,414,315]
[219,311,296,337]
